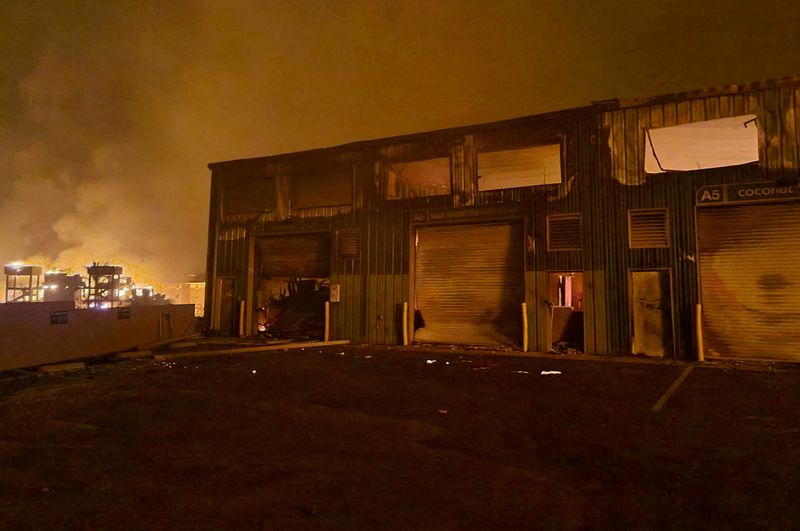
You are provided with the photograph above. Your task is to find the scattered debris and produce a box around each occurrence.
[153,339,350,361]
[261,279,328,340]
[551,342,581,355]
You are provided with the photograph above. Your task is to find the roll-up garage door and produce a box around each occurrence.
[697,202,800,360]
[259,233,331,278]
[414,222,524,346]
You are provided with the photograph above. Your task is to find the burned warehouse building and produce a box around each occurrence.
[205,76,800,362]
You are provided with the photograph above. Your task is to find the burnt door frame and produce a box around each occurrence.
[252,229,335,338]
[213,276,237,336]
[628,268,676,358]
[545,271,585,353]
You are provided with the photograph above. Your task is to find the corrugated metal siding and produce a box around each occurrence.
[597,81,800,358]
[697,202,800,360]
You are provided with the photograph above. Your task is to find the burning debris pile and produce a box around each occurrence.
[258,278,328,340]
[3,262,167,308]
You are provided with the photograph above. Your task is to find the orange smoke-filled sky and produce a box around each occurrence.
[1,0,799,282]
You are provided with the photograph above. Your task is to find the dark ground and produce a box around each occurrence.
[1,344,799,530]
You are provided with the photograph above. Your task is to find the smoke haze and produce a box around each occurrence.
[2,0,799,285]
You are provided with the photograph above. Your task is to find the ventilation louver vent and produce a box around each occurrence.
[547,214,582,251]
[337,230,360,258]
[628,209,669,248]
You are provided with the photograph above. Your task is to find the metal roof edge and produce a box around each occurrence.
[612,74,800,110]
[207,105,596,169]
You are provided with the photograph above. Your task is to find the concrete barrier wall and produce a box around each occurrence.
[0,303,197,372]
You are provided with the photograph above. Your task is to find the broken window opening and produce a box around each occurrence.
[385,157,451,200]
[223,175,276,215]
[292,170,353,209]
[644,114,759,174]
[477,143,562,191]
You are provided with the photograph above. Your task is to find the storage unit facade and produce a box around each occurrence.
[206,76,800,361]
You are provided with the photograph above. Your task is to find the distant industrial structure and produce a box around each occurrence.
[164,274,206,317]
[4,265,44,303]
[205,75,800,363]
[3,263,167,308]
[0,263,198,372]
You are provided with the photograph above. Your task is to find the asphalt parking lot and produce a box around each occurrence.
[1,345,798,530]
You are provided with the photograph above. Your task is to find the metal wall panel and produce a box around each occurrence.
[414,222,524,346]
[697,202,800,360]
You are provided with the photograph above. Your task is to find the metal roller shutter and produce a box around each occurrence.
[697,202,800,360]
[259,233,331,278]
[414,222,524,346]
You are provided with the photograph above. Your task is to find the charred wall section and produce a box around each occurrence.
[597,78,800,358]
[205,76,800,359]
[206,107,599,350]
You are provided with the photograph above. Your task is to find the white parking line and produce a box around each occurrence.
[651,366,694,412]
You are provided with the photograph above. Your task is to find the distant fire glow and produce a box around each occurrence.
[2,261,203,315]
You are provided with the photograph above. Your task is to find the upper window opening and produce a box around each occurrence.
[477,144,562,191]
[644,114,758,174]
[223,175,275,215]
[292,170,353,209]
[385,157,451,200]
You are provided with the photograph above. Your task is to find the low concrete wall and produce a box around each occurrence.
[0,303,197,372]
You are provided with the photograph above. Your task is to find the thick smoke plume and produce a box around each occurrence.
[1,1,799,288]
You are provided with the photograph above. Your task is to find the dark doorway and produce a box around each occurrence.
[215,277,236,336]
[547,272,584,352]
[255,233,331,340]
